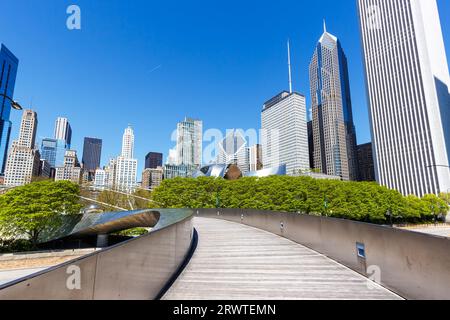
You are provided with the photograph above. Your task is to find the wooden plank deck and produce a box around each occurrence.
[163,218,402,300]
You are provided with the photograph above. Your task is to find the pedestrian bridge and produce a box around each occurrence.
[163,218,399,300]
[0,209,449,300]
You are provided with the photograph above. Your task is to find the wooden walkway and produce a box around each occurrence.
[163,218,402,300]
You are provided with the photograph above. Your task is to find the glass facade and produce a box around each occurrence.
[145,152,163,169]
[309,29,358,181]
[0,44,19,174]
[82,137,102,172]
[40,138,67,168]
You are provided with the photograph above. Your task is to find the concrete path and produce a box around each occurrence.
[163,218,402,300]
[0,268,46,286]
[407,226,450,238]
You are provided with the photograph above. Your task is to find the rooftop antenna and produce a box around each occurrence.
[287,39,293,94]
[323,19,327,33]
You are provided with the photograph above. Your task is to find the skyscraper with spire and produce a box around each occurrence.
[121,125,134,159]
[261,41,309,175]
[309,22,358,181]
[115,125,138,192]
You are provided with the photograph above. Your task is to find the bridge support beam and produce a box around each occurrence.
[96,234,109,248]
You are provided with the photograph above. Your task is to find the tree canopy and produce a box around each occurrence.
[0,180,83,246]
[152,176,449,224]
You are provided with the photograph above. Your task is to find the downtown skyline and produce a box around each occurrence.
[0,0,449,179]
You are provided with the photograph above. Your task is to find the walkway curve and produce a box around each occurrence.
[163,218,402,300]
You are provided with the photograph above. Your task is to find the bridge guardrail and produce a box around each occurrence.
[0,209,194,300]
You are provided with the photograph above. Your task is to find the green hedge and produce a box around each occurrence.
[152,176,449,224]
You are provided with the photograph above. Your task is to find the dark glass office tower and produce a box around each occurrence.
[0,44,19,174]
[82,137,102,174]
[145,152,163,169]
[309,24,358,181]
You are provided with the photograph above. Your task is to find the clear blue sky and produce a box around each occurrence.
[1,0,450,175]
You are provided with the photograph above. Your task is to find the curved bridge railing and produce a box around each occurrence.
[0,209,194,300]
[195,208,450,300]
[2,208,449,300]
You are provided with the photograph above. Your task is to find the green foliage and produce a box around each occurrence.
[114,228,149,237]
[95,189,153,211]
[439,192,450,206]
[422,194,448,222]
[152,176,449,225]
[0,239,34,253]
[0,180,83,247]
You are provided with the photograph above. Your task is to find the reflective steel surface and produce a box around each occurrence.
[0,209,194,300]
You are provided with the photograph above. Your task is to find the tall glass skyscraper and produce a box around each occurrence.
[40,138,67,168]
[145,152,163,169]
[0,44,19,174]
[82,137,102,173]
[54,117,72,149]
[358,0,450,196]
[176,117,203,168]
[309,24,358,181]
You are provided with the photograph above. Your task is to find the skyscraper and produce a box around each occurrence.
[40,138,66,168]
[176,117,203,167]
[145,152,163,169]
[261,42,310,176]
[82,137,102,175]
[115,126,137,192]
[261,92,309,175]
[54,117,72,148]
[4,110,40,186]
[121,125,134,159]
[357,143,375,182]
[309,23,358,181]
[0,44,19,175]
[307,121,314,170]
[94,168,107,189]
[358,0,450,196]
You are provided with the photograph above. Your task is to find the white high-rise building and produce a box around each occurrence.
[176,117,202,168]
[114,125,137,192]
[54,117,72,148]
[358,0,450,196]
[4,110,41,186]
[94,168,106,189]
[121,125,134,159]
[115,156,137,192]
[261,92,310,176]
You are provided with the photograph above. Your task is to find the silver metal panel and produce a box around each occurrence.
[0,209,194,300]
[245,164,287,177]
[0,255,98,300]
